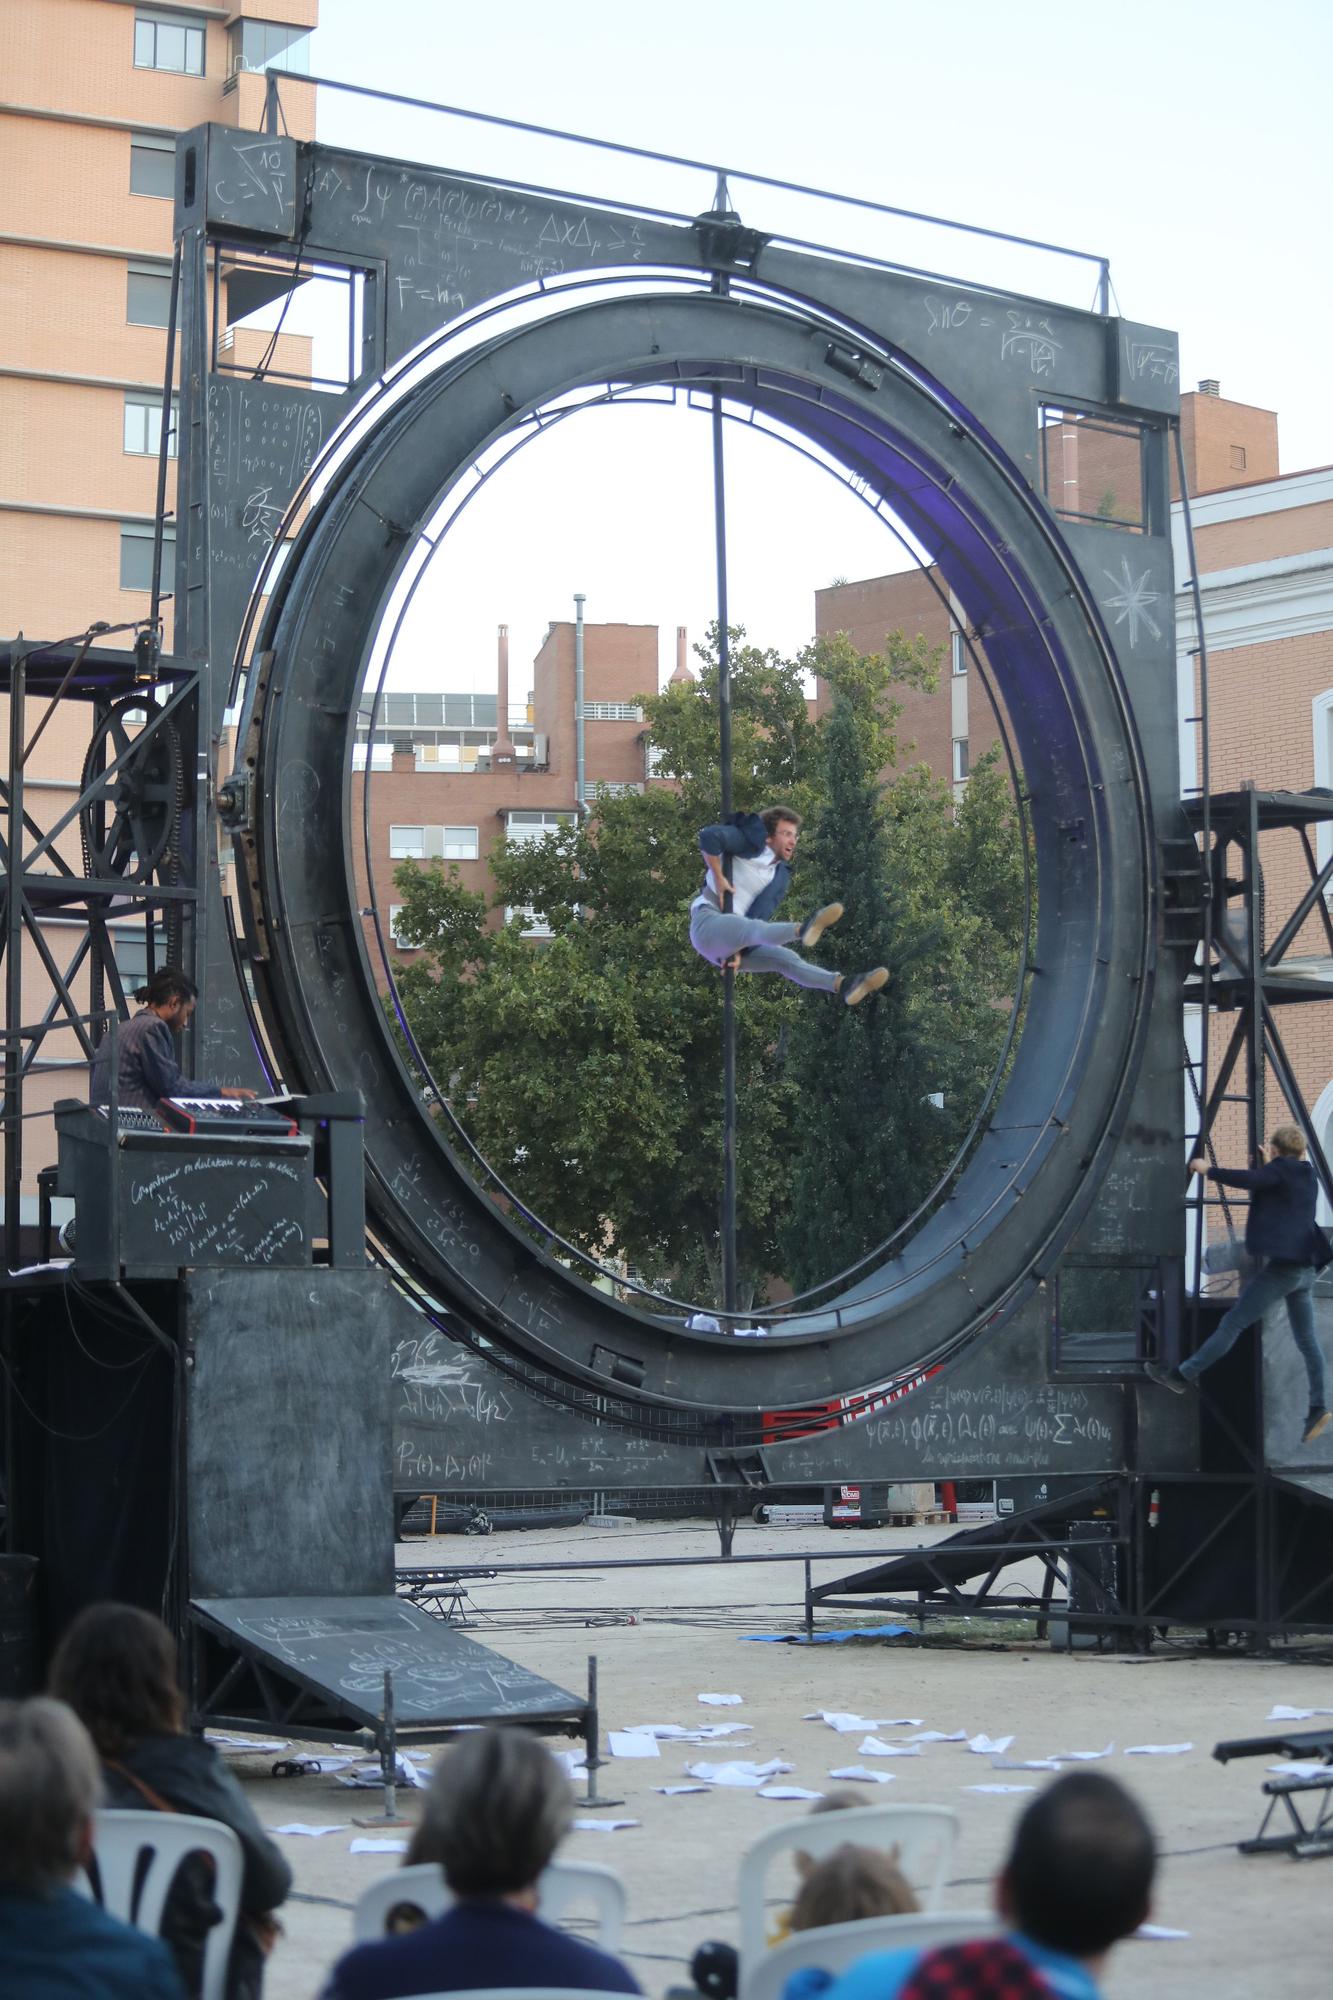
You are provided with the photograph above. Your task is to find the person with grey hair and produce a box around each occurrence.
[321,1726,640,1999]
[0,1695,184,1998]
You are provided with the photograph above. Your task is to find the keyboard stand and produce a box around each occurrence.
[1214,1728,1333,1859]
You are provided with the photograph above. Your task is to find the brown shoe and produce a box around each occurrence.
[798,903,844,948]
[843,966,889,1007]
[1302,1409,1331,1445]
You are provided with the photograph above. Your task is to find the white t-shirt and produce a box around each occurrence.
[727,845,778,919]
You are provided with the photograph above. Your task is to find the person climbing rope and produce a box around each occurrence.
[689,806,888,1004]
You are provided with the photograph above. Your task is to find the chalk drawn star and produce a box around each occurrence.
[1100,559,1162,648]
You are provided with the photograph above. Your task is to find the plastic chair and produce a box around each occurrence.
[740,1911,999,2000]
[352,1856,627,1949]
[78,1807,244,2000]
[737,1803,961,1968]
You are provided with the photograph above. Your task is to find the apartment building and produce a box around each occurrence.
[1,0,318,1205]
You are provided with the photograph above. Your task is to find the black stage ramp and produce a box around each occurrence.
[190,1594,591,1755]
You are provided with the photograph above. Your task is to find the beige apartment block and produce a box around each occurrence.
[2,0,318,1211]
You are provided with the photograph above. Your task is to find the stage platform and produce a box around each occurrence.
[189,1594,592,1757]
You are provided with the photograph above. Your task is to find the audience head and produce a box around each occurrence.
[0,1697,101,1894]
[998,1772,1155,1958]
[408,1726,572,1897]
[789,1841,918,1932]
[49,1602,184,1758]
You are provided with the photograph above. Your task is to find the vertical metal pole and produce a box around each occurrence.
[584,1651,600,1802]
[712,394,738,1318]
[380,1669,397,1821]
[574,593,586,813]
[3,652,26,1273]
[1246,787,1264,1163]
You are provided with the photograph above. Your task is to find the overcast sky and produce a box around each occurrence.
[298,0,1331,696]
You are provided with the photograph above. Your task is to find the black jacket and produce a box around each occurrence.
[1208,1157,1327,1265]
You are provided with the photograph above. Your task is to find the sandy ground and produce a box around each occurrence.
[227,1517,1333,2000]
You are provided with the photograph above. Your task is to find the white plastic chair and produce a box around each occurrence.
[737,1804,961,1969]
[78,1807,244,2000]
[740,1910,999,2000]
[352,1856,627,1949]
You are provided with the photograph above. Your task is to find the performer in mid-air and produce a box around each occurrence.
[689,806,888,1005]
[90,968,256,1112]
[1146,1125,1331,1444]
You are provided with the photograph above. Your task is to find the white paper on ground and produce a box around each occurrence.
[965,1784,1036,1795]
[204,1733,289,1754]
[1124,1744,1193,1756]
[857,1736,923,1758]
[1052,1746,1114,1763]
[685,1758,792,1786]
[275,1824,349,1837]
[554,1750,587,1775]
[609,1731,661,1759]
[758,1786,825,1800]
[349,1839,408,1854]
[967,1734,1015,1756]
[698,1693,744,1706]
[903,1730,967,1744]
[338,1756,431,1790]
[828,1766,895,1784]
[654,1784,712,1795]
[624,1723,750,1741]
[1133,1925,1190,1941]
[1267,1760,1333,1779]
[572,1818,639,1832]
[1267,1705,1333,1721]
[991,1758,1063,1772]
[804,1712,922,1733]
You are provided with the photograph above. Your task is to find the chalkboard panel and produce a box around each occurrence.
[186,1268,393,1598]
[192,1594,583,1726]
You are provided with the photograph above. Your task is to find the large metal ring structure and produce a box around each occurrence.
[234,279,1158,1413]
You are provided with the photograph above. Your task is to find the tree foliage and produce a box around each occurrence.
[389,623,1027,1309]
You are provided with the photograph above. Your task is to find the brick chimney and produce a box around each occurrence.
[492,624,517,773]
[670,625,693,684]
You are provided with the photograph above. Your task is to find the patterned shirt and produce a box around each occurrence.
[90,1009,215,1111]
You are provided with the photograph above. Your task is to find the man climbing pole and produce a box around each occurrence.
[689,805,889,1005]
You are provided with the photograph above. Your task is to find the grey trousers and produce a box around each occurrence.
[689,903,840,993]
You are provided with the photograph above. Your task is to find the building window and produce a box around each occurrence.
[127,262,172,327]
[387,906,418,950]
[134,8,205,75]
[130,132,176,199]
[504,810,573,845]
[228,18,312,76]
[505,905,554,939]
[119,522,176,592]
[1230,444,1248,471]
[582,700,643,722]
[124,392,178,458]
[591,782,644,799]
[390,825,479,860]
[352,742,392,771]
[952,737,970,783]
[951,630,967,677]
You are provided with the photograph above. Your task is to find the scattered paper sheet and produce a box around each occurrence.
[275,1824,349,1837]
[828,1766,896,1785]
[609,1731,661,1759]
[624,1723,750,1741]
[759,1786,825,1801]
[1124,1744,1193,1757]
[968,1734,1015,1756]
[804,1712,923,1733]
[1052,1746,1114,1763]
[1267,1760,1333,1779]
[685,1758,793,1787]
[339,1756,431,1790]
[654,1784,712,1795]
[965,1784,1036,1795]
[1267,1705,1333,1721]
[1134,1925,1190,1941]
[698,1693,744,1706]
[572,1818,639,1832]
[205,1733,289,1754]
[350,1839,408,1854]
[858,1736,923,1758]
[991,1758,1062,1772]
[554,1750,587,1775]
[902,1730,965,1744]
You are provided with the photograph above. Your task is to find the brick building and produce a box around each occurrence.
[1,0,318,1206]
[356,621,673,961]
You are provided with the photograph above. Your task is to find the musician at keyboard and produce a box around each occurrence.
[90,969,256,1114]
